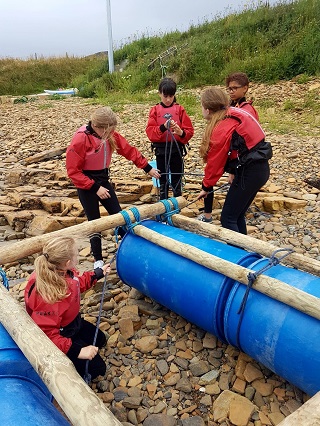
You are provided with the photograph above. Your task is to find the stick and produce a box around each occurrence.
[133,224,320,320]
[0,198,187,264]
[0,285,122,426]
[171,215,320,277]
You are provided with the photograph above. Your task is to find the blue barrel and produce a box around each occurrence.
[149,160,160,188]
[0,376,70,425]
[0,324,51,400]
[117,220,260,341]
[223,258,320,396]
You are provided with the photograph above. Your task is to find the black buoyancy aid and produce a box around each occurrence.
[225,108,272,171]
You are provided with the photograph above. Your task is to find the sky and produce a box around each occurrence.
[1,0,280,60]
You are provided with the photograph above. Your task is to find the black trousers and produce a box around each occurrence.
[68,319,106,380]
[78,181,123,261]
[156,151,183,198]
[221,160,270,234]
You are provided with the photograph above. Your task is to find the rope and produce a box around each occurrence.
[155,198,180,225]
[235,248,295,351]
[83,253,117,384]
[114,207,141,243]
[0,268,9,290]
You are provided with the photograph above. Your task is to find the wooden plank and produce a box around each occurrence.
[171,215,320,276]
[277,392,320,425]
[133,224,320,320]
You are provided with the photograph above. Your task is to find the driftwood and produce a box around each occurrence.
[22,147,66,165]
[132,224,320,320]
[278,392,320,425]
[0,285,122,426]
[171,215,320,277]
[0,197,187,264]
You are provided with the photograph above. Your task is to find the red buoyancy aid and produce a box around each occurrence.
[227,107,265,150]
[154,104,181,127]
[76,125,112,170]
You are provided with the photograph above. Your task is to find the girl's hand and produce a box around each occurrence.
[102,263,111,275]
[197,190,208,200]
[171,121,183,136]
[78,345,99,360]
[97,186,111,199]
[228,173,235,184]
[148,168,161,179]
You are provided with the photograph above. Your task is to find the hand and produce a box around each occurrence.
[78,345,99,360]
[148,168,161,179]
[228,173,235,184]
[170,121,183,136]
[97,186,111,199]
[197,190,208,200]
[102,263,111,275]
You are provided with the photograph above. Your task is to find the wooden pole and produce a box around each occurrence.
[0,198,187,265]
[171,215,320,277]
[277,392,320,425]
[132,224,320,320]
[0,285,122,426]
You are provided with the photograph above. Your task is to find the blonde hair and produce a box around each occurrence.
[34,237,77,304]
[90,107,118,152]
[200,87,229,162]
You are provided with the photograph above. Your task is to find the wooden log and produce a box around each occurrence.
[133,224,320,320]
[171,215,320,277]
[277,392,320,425]
[0,198,187,264]
[22,147,66,165]
[0,285,122,426]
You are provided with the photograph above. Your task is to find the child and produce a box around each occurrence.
[66,106,160,269]
[197,87,272,234]
[226,72,259,120]
[24,236,110,381]
[198,72,259,223]
[146,77,194,199]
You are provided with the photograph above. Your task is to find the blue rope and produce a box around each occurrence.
[235,248,295,350]
[114,208,141,243]
[0,268,9,290]
[155,198,180,225]
[84,254,116,384]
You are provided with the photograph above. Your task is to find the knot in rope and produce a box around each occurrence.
[156,198,180,225]
[0,268,9,290]
[114,207,141,243]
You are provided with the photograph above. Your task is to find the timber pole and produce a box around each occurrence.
[0,198,187,265]
[132,224,320,320]
[171,215,320,277]
[0,285,122,426]
[277,392,320,425]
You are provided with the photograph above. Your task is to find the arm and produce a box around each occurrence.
[170,106,194,144]
[145,106,165,142]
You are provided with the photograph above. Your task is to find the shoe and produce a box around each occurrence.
[93,260,104,269]
[197,214,213,223]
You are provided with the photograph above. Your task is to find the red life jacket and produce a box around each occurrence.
[227,107,265,150]
[76,125,112,170]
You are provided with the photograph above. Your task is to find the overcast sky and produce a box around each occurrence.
[1,0,281,59]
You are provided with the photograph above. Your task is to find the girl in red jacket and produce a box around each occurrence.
[198,73,259,222]
[24,236,110,381]
[66,107,160,269]
[198,87,271,234]
[146,77,194,199]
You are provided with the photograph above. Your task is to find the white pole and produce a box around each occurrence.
[106,0,114,73]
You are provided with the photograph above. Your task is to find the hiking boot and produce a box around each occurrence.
[197,214,213,223]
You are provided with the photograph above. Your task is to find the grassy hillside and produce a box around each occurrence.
[0,0,319,97]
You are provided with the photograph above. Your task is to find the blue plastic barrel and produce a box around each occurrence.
[117,220,260,341]
[223,258,320,396]
[0,376,70,425]
[0,323,51,400]
[149,160,160,188]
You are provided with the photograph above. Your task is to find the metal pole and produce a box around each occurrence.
[106,0,114,73]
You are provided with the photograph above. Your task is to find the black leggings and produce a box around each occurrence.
[78,181,123,261]
[156,151,184,197]
[68,319,106,380]
[221,160,270,234]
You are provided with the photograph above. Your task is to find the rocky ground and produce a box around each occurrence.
[0,79,319,426]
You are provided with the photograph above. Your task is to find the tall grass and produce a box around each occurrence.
[0,0,319,97]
